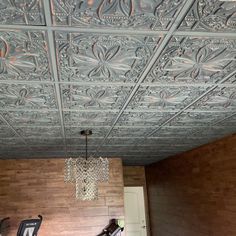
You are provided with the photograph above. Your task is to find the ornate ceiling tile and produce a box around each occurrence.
[0,119,5,125]
[110,127,153,137]
[179,0,236,32]
[103,137,141,146]
[65,126,109,138]
[2,111,60,126]
[140,137,212,146]
[145,36,236,84]
[30,146,65,152]
[152,126,198,137]
[224,74,236,84]
[67,145,98,152]
[66,138,102,146]
[0,138,24,146]
[0,147,30,156]
[192,87,236,112]
[128,86,205,111]
[0,0,45,25]
[167,112,230,127]
[68,150,96,157]
[216,113,236,127]
[64,111,116,126]
[0,0,236,165]
[26,138,64,146]
[0,83,57,109]
[16,150,66,158]
[55,32,161,83]
[52,0,184,30]
[117,111,174,126]
[101,145,133,152]
[16,126,63,138]
[110,150,175,157]
[0,126,16,138]
[61,84,133,110]
[111,145,186,154]
[133,143,194,150]
[0,30,52,81]
[188,126,236,138]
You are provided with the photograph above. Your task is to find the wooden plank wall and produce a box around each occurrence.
[0,158,124,236]
[123,166,146,187]
[146,134,236,236]
[123,166,150,236]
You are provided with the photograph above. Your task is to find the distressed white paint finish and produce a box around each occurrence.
[0,0,236,164]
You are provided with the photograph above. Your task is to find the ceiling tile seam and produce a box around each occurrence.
[1,80,236,88]
[43,0,67,156]
[184,112,236,137]
[63,83,231,88]
[0,113,32,150]
[213,113,236,125]
[8,126,62,128]
[147,70,236,137]
[0,144,217,148]
[0,108,59,112]
[106,136,220,139]
[0,108,235,113]
[174,31,236,38]
[47,30,67,154]
[0,25,236,39]
[100,125,236,129]
[17,125,233,129]
[0,108,120,112]
[94,0,198,154]
[0,23,168,35]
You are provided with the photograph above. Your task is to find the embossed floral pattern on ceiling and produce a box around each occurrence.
[0,0,236,165]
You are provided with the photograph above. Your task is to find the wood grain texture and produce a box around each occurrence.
[0,158,124,236]
[123,166,150,236]
[146,134,236,236]
[123,166,146,187]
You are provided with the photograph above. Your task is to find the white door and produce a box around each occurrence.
[124,187,147,236]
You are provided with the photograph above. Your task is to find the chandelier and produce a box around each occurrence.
[64,130,109,200]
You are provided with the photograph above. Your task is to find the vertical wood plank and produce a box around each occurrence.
[146,134,236,236]
[0,158,124,236]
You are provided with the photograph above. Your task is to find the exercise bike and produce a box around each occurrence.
[97,219,124,236]
[0,218,10,236]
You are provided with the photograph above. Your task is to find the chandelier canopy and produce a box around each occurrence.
[64,130,109,200]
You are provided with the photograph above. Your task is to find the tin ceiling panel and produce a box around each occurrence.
[2,111,60,126]
[128,85,206,111]
[191,87,236,112]
[145,36,236,85]
[116,112,173,126]
[0,30,51,81]
[27,138,64,146]
[180,0,236,32]
[0,126,16,138]
[61,84,133,110]
[55,32,161,83]
[0,84,57,109]
[52,0,184,30]
[0,0,45,25]
[64,111,116,126]
[0,0,236,165]
[16,126,63,138]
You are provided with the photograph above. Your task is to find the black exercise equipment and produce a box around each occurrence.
[97,219,124,236]
[0,217,10,236]
[16,215,42,236]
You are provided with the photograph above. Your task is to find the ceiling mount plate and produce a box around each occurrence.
[80,130,92,136]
